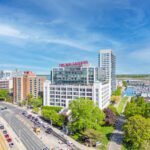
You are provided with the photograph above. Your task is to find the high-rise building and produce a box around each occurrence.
[44,61,111,109]
[98,49,116,92]
[13,71,46,103]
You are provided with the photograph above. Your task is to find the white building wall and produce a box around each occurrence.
[43,80,111,110]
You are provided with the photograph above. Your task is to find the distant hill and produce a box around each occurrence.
[117,74,150,79]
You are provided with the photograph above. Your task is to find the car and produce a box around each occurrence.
[1,107,7,110]
[0,124,4,129]
[31,117,35,122]
[45,128,53,134]
[4,134,9,138]
[27,114,32,119]
[24,113,28,117]
[22,111,27,115]
[34,118,39,122]
[9,142,14,148]
[43,147,49,150]
[3,130,7,135]
[7,138,12,143]
[35,123,41,127]
[42,123,49,129]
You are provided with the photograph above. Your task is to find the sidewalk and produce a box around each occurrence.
[0,116,27,150]
[0,132,8,150]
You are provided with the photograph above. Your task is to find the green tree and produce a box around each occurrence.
[144,103,150,118]
[124,96,148,118]
[33,107,39,113]
[68,98,105,133]
[28,97,43,108]
[82,128,103,146]
[123,115,150,150]
[112,87,122,96]
[108,105,119,116]
[42,107,64,127]
[122,81,127,88]
[0,89,9,101]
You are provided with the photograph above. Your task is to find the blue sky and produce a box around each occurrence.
[0,0,150,74]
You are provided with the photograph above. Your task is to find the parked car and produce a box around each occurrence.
[31,117,35,122]
[27,114,32,119]
[7,138,12,143]
[4,134,9,138]
[9,142,14,148]
[43,147,49,150]
[42,123,49,129]
[0,124,4,129]
[22,111,27,115]
[3,130,7,135]
[24,113,28,117]
[45,128,53,134]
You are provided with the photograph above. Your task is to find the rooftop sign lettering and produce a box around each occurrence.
[59,61,89,67]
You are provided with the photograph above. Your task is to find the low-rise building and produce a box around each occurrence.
[0,79,13,92]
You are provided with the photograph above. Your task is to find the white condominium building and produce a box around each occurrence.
[98,49,116,92]
[43,81,110,109]
[43,61,111,110]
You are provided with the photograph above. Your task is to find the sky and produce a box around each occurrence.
[0,0,150,74]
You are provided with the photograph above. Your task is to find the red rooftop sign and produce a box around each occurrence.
[59,61,89,67]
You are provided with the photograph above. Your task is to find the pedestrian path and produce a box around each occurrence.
[108,116,125,150]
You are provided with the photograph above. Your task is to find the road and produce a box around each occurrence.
[0,102,83,150]
[0,103,47,150]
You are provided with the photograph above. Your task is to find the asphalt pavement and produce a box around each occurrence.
[0,103,47,150]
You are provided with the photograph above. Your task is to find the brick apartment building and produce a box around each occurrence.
[13,71,46,103]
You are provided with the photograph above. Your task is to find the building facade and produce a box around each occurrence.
[44,61,111,109]
[51,61,101,85]
[0,79,13,92]
[98,49,116,92]
[13,71,45,103]
[43,81,110,109]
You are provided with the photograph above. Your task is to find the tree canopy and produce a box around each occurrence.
[124,96,149,118]
[68,98,105,133]
[0,89,9,100]
[123,115,150,150]
[103,108,117,126]
[42,106,64,127]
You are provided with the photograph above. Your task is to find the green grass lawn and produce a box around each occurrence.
[98,126,114,149]
[117,97,128,114]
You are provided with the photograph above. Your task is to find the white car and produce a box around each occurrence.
[42,123,49,129]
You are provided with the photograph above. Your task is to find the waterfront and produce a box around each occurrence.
[124,87,135,97]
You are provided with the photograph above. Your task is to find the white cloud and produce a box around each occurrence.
[0,24,28,39]
[130,48,150,63]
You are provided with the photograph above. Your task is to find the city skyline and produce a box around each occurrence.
[0,0,150,74]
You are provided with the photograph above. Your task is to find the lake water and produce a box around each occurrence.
[124,87,135,96]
